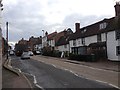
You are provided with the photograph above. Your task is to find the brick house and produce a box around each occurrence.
[15,36,42,53]
[28,36,42,51]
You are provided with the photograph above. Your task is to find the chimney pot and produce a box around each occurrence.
[75,23,80,32]
[114,2,120,17]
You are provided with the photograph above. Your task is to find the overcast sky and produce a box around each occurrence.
[2,0,119,44]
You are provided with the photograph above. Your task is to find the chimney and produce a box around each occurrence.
[75,23,80,33]
[114,2,120,17]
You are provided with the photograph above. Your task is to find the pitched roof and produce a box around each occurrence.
[55,36,69,46]
[69,17,119,40]
[47,32,57,40]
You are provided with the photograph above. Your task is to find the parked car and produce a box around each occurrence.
[28,51,34,56]
[35,51,41,55]
[33,50,41,55]
[15,50,23,56]
[9,50,14,55]
[21,52,30,59]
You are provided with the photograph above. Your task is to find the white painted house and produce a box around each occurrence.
[55,29,73,53]
[55,36,70,52]
[69,3,120,61]
[42,31,57,49]
[42,29,73,53]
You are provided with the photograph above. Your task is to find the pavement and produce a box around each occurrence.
[2,56,32,89]
[40,55,120,72]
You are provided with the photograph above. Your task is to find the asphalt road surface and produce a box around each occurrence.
[11,56,117,89]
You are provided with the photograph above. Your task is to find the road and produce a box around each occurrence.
[11,55,117,89]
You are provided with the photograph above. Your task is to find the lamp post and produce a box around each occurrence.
[42,30,44,48]
[42,30,44,37]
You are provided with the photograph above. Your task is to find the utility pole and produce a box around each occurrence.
[6,22,8,59]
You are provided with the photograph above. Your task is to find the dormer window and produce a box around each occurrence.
[99,22,107,30]
[81,29,87,33]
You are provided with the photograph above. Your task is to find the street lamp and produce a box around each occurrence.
[42,30,44,37]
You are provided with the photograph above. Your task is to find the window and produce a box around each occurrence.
[116,30,120,40]
[73,40,76,46]
[97,34,101,42]
[78,40,80,45]
[64,45,67,48]
[81,29,87,33]
[116,46,120,55]
[81,38,85,45]
[99,22,107,30]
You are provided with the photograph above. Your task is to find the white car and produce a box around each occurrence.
[9,50,14,55]
[28,51,34,56]
[21,52,30,59]
[35,51,41,55]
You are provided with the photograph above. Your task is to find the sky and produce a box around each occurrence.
[1,0,119,44]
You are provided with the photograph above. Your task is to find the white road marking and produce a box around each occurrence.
[49,64,120,89]
[35,84,45,90]
[52,64,57,68]
[95,80,120,89]
[74,73,79,77]
[64,68,69,71]
[12,66,44,89]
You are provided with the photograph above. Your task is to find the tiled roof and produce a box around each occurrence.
[55,36,69,46]
[47,32,57,40]
[69,17,119,40]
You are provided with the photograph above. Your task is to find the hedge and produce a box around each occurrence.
[68,53,97,62]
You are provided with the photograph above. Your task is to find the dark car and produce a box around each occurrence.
[15,51,23,56]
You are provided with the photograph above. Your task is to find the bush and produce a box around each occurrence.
[68,53,97,62]
[42,48,62,58]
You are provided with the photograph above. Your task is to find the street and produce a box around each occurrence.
[10,55,118,89]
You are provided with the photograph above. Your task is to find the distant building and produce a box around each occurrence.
[28,36,42,51]
[15,36,42,53]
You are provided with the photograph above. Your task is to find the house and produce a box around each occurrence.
[69,2,120,61]
[28,36,42,51]
[42,31,57,50]
[55,28,73,54]
[42,29,73,52]
[15,38,29,53]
